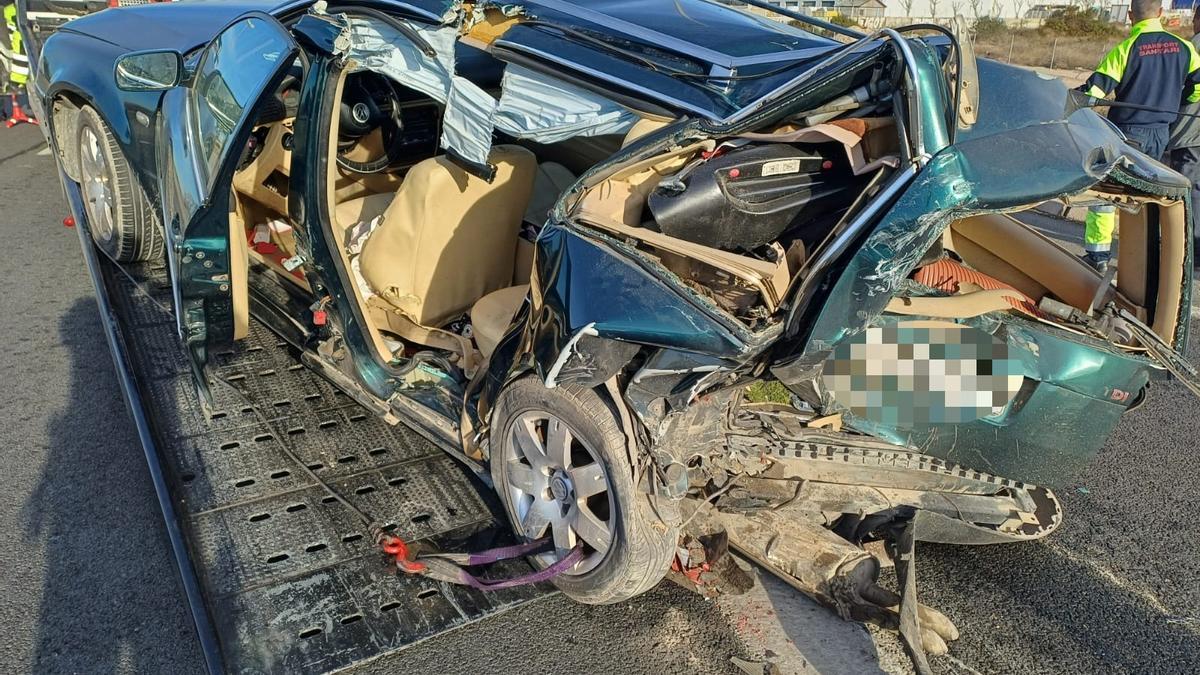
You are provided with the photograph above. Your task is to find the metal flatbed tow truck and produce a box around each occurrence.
[72,210,548,673]
[38,1,1200,672]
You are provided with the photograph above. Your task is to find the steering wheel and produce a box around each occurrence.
[337,72,408,174]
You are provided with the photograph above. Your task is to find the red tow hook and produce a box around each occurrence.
[63,216,76,228]
[378,532,427,574]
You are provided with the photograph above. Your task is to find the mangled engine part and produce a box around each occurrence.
[710,403,1066,672]
[667,521,755,598]
[727,406,1064,545]
[717,506,958,662]
[659,394,1067,671]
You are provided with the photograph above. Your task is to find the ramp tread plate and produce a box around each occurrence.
[158,402,442,511]
[214,555,541,674]
[191,453,495,596]
[102,261,546,674]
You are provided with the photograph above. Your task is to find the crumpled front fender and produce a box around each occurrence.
[469,224,751,445]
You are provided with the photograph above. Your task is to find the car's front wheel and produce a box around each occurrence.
[490,378,677,604]
[75,106,163,262]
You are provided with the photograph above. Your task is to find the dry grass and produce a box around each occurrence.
[974,31,1112,71]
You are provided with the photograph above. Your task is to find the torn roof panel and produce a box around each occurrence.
[346,13,645,167]
[374,0,839,119]
[498,0,836,66]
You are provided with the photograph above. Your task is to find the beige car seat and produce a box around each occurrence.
[514,161,578,285]
[622,117,672,147]
[469,120,672,360]
[335,191,394,230]
[470,283,530,359]
[359,145,537,327]
[470,161,579,358]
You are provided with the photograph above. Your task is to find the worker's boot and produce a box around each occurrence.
[1082,251,1109,274]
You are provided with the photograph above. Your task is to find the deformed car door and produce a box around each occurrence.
[157,13,299,390]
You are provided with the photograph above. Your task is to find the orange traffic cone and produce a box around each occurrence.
[5,97,37,127]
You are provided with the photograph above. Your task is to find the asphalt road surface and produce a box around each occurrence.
[2,122,1199,674]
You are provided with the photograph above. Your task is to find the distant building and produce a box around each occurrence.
[768,0,887,17]
[1025,3,1071,18]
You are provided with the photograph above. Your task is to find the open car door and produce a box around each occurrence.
[157,13,299,400]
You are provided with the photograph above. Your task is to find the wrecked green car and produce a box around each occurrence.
[35,0,1194,667]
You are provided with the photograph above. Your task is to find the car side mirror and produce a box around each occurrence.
[115,50,183,91]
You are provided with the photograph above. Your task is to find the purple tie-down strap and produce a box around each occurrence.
[459,545,585,590]
[466,539,553,565]
[417,538,551,566]
[417,544,584,590]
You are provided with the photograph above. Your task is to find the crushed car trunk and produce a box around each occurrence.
[554,54,1192,488]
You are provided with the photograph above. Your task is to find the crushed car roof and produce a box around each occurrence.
[65,0,842,118]
[478,0,838,68]
[464,0,842,118]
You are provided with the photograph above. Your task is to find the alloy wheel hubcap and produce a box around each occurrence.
[503,412,613,575]
[549,471,572,505]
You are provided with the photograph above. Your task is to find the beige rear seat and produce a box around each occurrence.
[948,214,1100,311]
[471,284,529,359]
[469,120,673,359]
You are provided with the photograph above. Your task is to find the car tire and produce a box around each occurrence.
[490,377,677,605]
[75,106,163,262]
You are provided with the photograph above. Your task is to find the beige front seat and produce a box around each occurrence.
[360,145,537,327]
[622,117,672,147]
[335,191,394,230]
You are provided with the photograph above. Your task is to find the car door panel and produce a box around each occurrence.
[157,13,299,394]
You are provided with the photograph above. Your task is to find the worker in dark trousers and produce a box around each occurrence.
[1169,6,1200,262]
[1078,0,1200,272]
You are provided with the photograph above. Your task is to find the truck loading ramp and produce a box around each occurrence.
[92,253,547,674]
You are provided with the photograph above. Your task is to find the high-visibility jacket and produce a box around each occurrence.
[3,3,27,86]
[1083,17,1200,127]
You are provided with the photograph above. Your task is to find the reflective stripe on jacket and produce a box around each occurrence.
[3,3,27,85]
[1084,18,1200,127]
[1169,34,1200,150]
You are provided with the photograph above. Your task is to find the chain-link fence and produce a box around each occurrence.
[739,6,1194,77]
